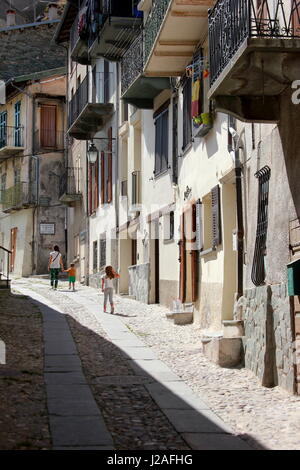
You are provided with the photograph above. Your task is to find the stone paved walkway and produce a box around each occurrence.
[13,277,253,451]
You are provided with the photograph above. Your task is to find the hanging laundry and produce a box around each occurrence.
[192,78,201,118]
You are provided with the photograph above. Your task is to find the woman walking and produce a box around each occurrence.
[101,266,120,314]
[48,245,64,290]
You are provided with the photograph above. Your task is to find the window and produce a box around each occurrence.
[88,156,99,215]
[40,105,56,148]
[0,173,6,203]
[104,60,110,103]
[154,106,169,177]
[132,171,140,205]
[14,169,21,185]
[163,211,174,241]
[251,166,271,286]
[100,236,106,268]
[0,111,7,148]
[93,241,98,272]
[182,77,192,151]
[14,102,21,147]
[132,238,137,266]
[74,234,80,261]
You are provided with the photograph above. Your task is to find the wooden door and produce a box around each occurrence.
[179,213,186,303]
[290,218,300,395]
[40,105,56,148]
[191,203,198,303]
[10,227,17,272]
[155,235,160,304]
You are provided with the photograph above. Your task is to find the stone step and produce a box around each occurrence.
[201,336,243,368]
[0,279,11,290]
[222,320,245,338]
[173,311,193,326]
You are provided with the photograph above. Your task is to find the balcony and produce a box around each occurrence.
[68,72,114,140]
[121,31,171,109]
[70,11,90,65]
[0,182,35,213]
[34,130,65,153]
[143,0,214,77]
[208,0,300,122]
[0,126,24,160]
[59,167,82,206]
[88,0,143,61]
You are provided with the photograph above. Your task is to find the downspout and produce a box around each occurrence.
[86,139,90,285]
[115,62,120,273]
[235,157,244,299]
[31,95,38,274]
[229,127,245,299]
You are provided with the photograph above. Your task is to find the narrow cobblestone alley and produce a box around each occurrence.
[1,277,300,450]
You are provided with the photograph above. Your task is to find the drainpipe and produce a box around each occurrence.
[229,127,245,299]
[115,63,120,273]
[86,140,90,285]
[31,95,38,274]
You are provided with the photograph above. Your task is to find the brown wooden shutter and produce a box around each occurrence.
[191,203,198,302]
[40,105,56,147]
[179,213,186,303]
[292,0,300,35]
[88,163,92,215]
[107,127,113,203]
[101,151,105,204]
[212,185,222,247]
[94,156,99,210]
[10,227,18,272]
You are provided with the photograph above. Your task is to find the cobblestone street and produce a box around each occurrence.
[1,276,300,450]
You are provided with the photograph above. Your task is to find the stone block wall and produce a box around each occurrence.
[128,263,150,304]
[243,283,295,394]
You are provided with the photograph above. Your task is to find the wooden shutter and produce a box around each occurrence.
[10,227,18,272]
[107,127,113,203]
[191,203,198,302]
[211,185,222,247]
[40,105,56,147]
[88,163,93,215]
[179,213,186,303]
[101,151,105,204]
[94,155,99,210]
[182,77,192,150]
[292,0,300,36]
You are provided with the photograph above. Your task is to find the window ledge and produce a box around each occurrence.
[154,169,169,180]
[200,247,217,258]
[163,238,175,245]
[181,141,193,158]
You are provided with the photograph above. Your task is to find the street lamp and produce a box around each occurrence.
[87,142,98,164]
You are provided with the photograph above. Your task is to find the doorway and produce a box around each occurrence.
[10,227,18,272]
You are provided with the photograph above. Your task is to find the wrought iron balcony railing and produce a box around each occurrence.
[87,0,142,49]
[68,74,89,128]
[70,11,81,52]
[34,129,65,152]
[121,31,144,96]
[144,0,171,64]
[59,167,82,200]
[68,71,112,129]
[0,126,24,149]
[209,0,300,86]
[0,182,36,212]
